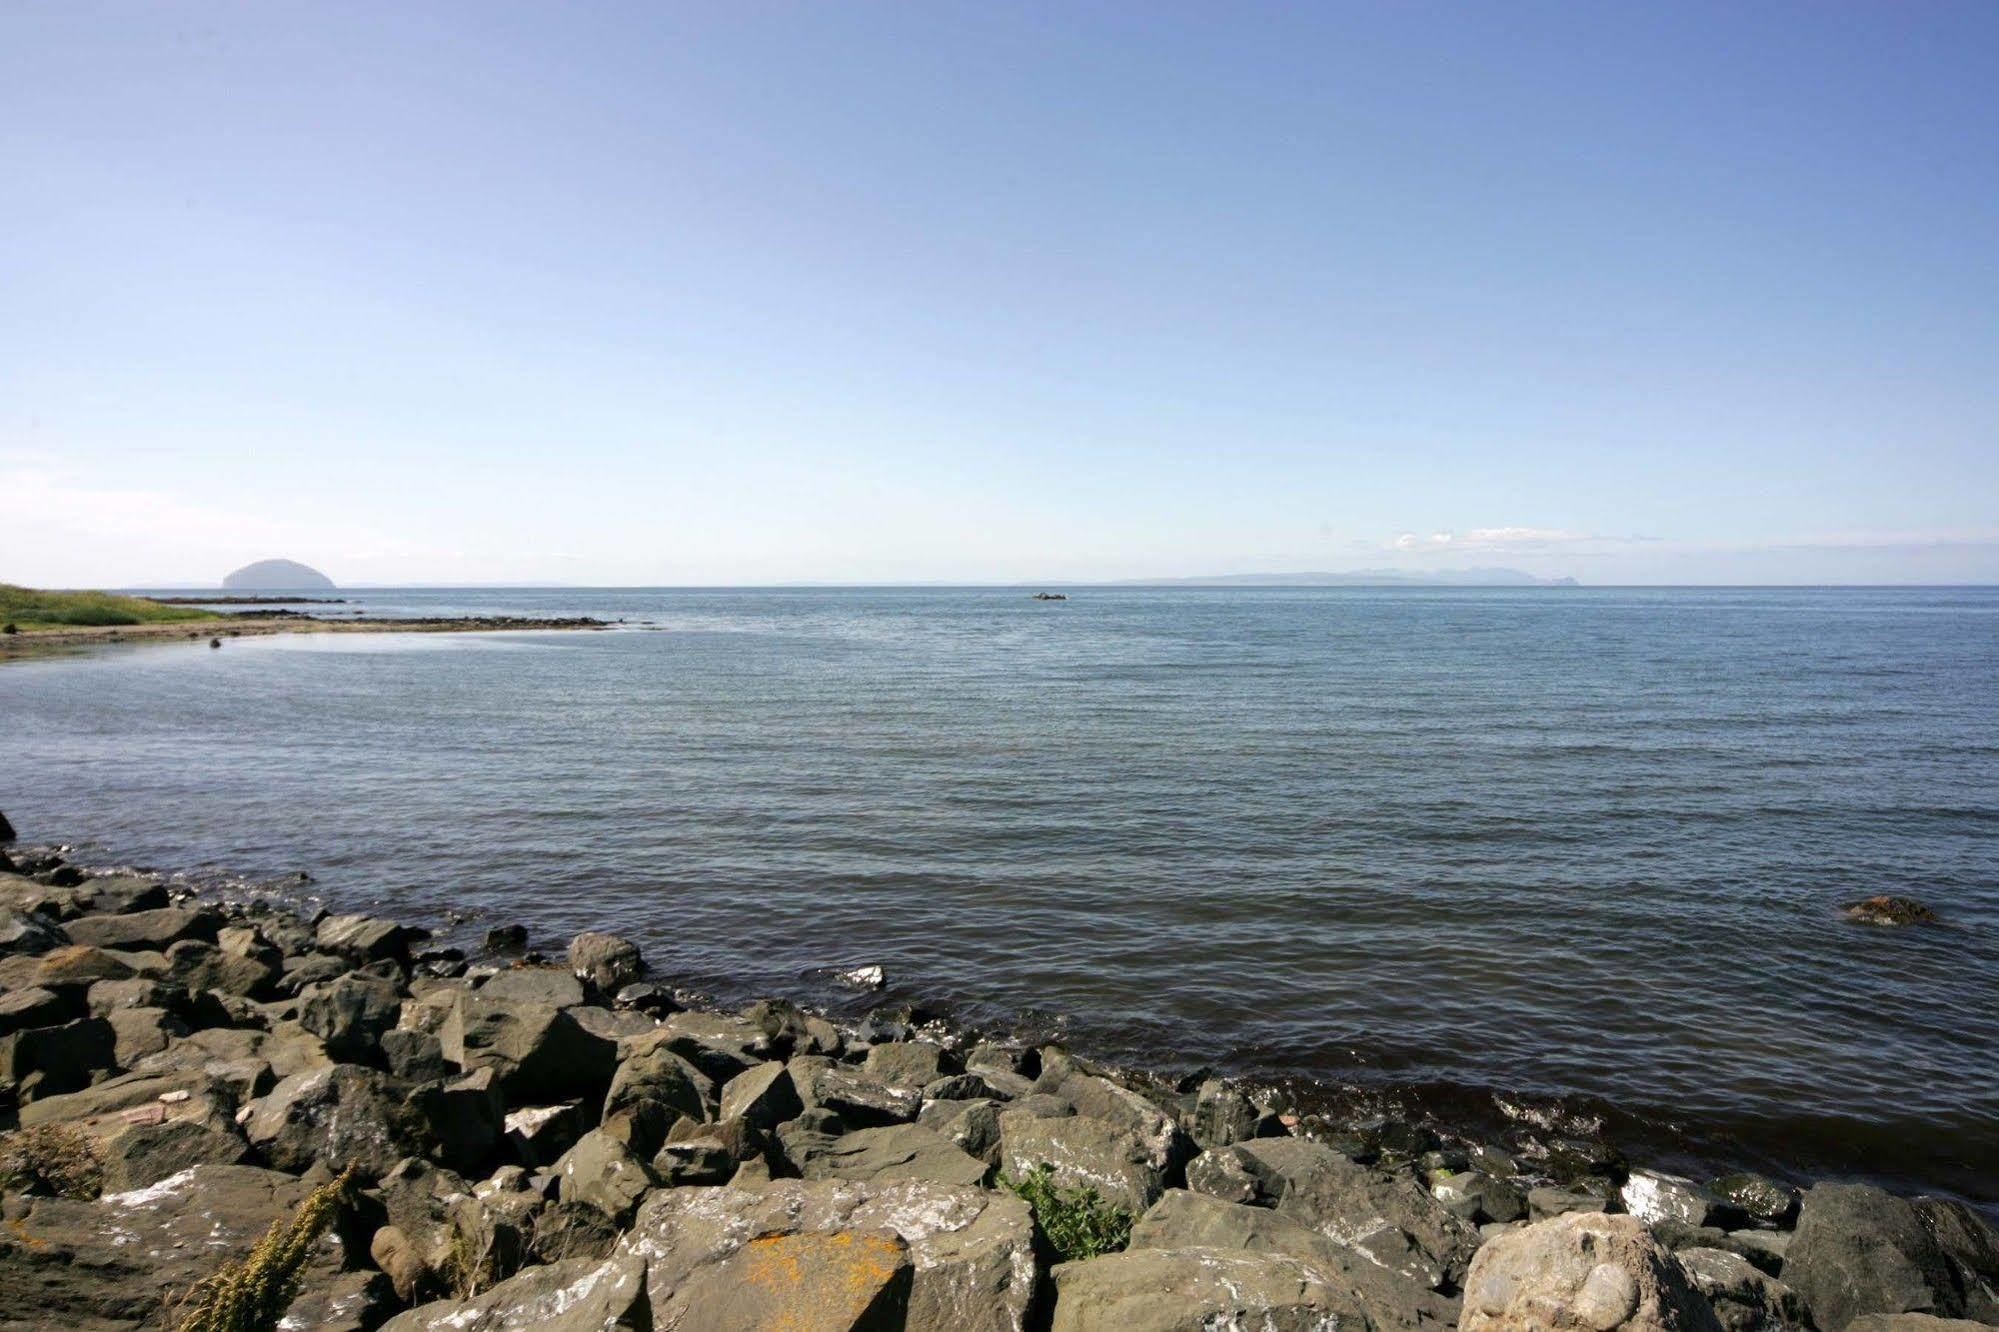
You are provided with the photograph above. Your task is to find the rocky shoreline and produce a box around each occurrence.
[2,822,1995,1331]
[0,614,609,653]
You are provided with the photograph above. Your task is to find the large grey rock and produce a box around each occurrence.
[1050,1245,1361,1331]
[381,1253,651,1331]
[604,1029,714,1129]
[2,1014,117,1099]
[567,931,644,992]
[791,1054,924,1126]
[1913,1198,1999,1324]
[1676,1246,1810,1332]
[505,1100,591,1166]
[1623,1168,1738,1230]
[719,1058,803,1129]
[621,1177,1038,1332]
[316,911,414,963]
[242,1064,435,1178]
[1183,1077,1270,1149]
[298,972,403,1060]
[438,991,618,1102]
[1708,1173,1801,1227]
[482,965,587,1009]
[650,1009,775,1082]
[63,906,219,951]
[923,1096,1006,1164]
[1130,1188,1460,1331]
[0,985,71,1035]
[554,1128,659,1225]
[0,1164,349,1327]
[799,1123,992,1188]
[1459,1211,1722,1332]
[166,937,282,998]
[1786,1183,1961,1332]
[0,908,67,956]
[1222,1137,1479,1290]
[863,1039,954,1089]
[1846,1318,1999,1332]
[999,1109,1173,1214]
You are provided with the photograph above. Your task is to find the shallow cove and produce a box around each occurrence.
[4,585,1996,1200]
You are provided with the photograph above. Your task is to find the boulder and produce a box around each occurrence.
[1184,1144,1261,1205]
[650,1009,775,1080]
[0,908,67,957]
[922,1097,1006,1165]
[0,1163,351,1327]
[28,943,136,990]
[96,1114,250,1191]
[1676,1246,1810,1332]
[1223,1137,1479,1290]
[1129,1189,1461,1331]
[165,937,281,998]
[298,972,403,1060]
[1843,896,1937,926]
[1786,1183,1962,1332]
[505,1100,592,1166]
[719,1059,804,1129]
[1184,1077,1270,1149]
[1847,1318,1999,1332]
[383,1027,452,1081]
[1460,1211,1723,1332]
[621,1178,1037,1332]
[554,1128,658,1225]
[106,1005,187,1064]
[528,1199,623,1265]
[1050,1246,1361,1331]
[1912,1198,1999,1324]
[1529,1186,1612,1222]
[1434,1169,1529,1225]
[1623,1168,1739,1230]
[799,1123,993,1188]
[791,1054,924,1126]
[482,964,587,1008]
[863,1039,954,1089]
[283,1269,400,1332]
[567,930,644,992]
[63,906,219,951]
[485,923,529,952]
[1703,1174,1799,1228]
[242,1064,435,1178]
[2,1015,117,1100]
[316,911,415,962]
[999,1108,1172,1214]
[78,875,171,915]
[603,1031,713,1125]
[421,1066,506,1173]
[381,1253,651,1332]
[437,991,618,1102]
[0,985,71,1035]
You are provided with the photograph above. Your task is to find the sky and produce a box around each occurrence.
[3,3,1996,587]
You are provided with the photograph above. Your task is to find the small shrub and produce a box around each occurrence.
[0,1124,104,1199]
[174,1167,355,1332]
[1002,1163,1133,1262]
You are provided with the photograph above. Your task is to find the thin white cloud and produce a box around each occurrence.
[1389,527,1637,553]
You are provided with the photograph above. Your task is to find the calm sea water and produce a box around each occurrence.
[5,586,1997,1198]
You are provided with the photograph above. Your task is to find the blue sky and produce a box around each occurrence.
[4,2,1996,585]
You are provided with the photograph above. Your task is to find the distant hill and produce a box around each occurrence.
[223,559,335,591]
[1118,568,1579,587]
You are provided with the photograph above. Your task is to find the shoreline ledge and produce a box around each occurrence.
[1,829,1995,1331]
[0,613,610,654]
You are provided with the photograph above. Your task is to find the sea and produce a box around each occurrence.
[4,585,1996,1201]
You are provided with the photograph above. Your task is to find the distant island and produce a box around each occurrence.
[1118,568,1579,587]
[222,559,336,591]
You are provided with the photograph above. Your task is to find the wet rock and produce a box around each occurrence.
[1460,1211,1723,1332]
[1727,1229,1792,1273]
[1130,1188,1462,1331]
[316,911,416,963]
[1844,896,1938,926]
[437,990,619,1102]
[298,971,402,1060]
[567,930,644,992]
[622,1177,1037,1332]
[1050,1245,1360,1331]
[1435,1169,1528,1224]
[1221,1137,1480,1290]
[555,1127,658,1225]
[1184,1077,1271,1149]
[1623,1168,1741,1230]
[613,980,678,1014]
[242,1064,436,1178]
[1676,1246,1810,1332]
[482,964,587,1008]
[0,908,67,957]
[799,1122,992,1188]
[1786,1182,1966,1332]
[1911,1197,1999,1324]
[0,809,13,840]
[63,905,220,951]
[1708,1173,1801,1227]
[484,922,528,951]
[719,1058,804,1129]
[381,1253,651,1332]
[1530,1185,1612,1221]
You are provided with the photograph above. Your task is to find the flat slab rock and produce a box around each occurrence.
[619,1177,1039,1332]
[1051,1245,1366,1332]
[380,1254,650,1332]
[0,1163,348,1329]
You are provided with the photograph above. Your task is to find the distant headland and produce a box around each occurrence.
[222,559,336,591]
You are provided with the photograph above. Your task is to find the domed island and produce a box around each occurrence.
[221,559,336,591]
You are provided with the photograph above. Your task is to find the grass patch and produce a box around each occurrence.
[0,583,223,632]
[0,1124,104,1199]
[173,1168,354,1332]
[1002,1163,1133,1262]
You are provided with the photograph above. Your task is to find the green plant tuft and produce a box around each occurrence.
[1002,1163,1133,1262]
[174,1168,355,1332]
[0,1124,105,1199]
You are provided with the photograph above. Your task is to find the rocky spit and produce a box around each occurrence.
[0,827,1994,1331]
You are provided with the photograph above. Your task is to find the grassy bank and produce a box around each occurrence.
[0,584,224,633]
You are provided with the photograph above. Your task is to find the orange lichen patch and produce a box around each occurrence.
[7,1216,52,1250]
[736,1231,908,1332]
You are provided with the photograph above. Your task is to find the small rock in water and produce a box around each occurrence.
[1843,895,1937,926]
[839,963,886,989]
[0,809,15,841]
[485,923,529,952]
